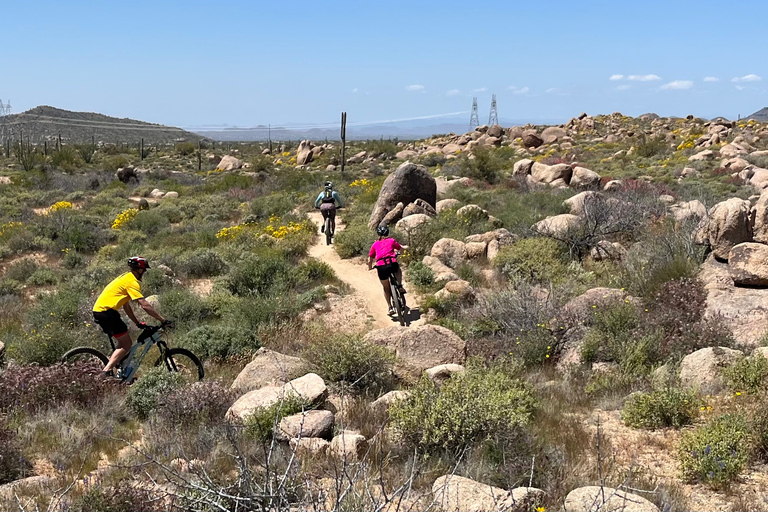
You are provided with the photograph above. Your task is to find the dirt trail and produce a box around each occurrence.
[307,211,422,330]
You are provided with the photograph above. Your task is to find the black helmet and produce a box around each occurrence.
[127,256,151,270]
[376,225,389,237]
[324,181,333,190]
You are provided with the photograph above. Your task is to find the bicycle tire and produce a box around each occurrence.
[155,348,204,381]
[61,346,109,366]
[325,217,332,245]
[390,280,406,326]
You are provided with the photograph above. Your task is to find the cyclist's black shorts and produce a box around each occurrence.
[93,309,129,337]
[376,262,399,281]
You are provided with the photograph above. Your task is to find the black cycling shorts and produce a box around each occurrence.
[376,262,400,281]
[93,309,129,337]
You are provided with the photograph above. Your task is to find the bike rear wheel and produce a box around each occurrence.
[155,348,204,382]
[390,280,406,326]
[325,217,333,245]
[61,346,109,366]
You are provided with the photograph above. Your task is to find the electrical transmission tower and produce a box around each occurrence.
[469,97,480,130]
[488,94,498,125]
[0,99,10,116]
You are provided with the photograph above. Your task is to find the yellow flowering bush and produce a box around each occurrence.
[349,179,372,188]
[216,225,246,241]
[48,201,73,213]
[0,221,23,238]
[111,208,139,230]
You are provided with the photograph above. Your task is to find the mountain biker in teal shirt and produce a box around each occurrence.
[314,181,343,235]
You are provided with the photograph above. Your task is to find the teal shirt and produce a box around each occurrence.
[314,190,343,208]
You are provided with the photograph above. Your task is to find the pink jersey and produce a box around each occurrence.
[369,238,402,266]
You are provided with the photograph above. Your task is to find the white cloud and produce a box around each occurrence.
[508,86,530,95]
[405,84,425,92]
[661,80,694,90]
[732,74,762,83]
[473,87,487,93]
[609,74,624,81]
[616,85,631,91]
[446,89,460,97]
[352,88,359,94]
[628,74,661,81]
[546,87,559,94]
[703,77,719,82]
[735,85,746,91]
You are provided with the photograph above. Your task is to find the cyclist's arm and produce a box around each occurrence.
[314,193,323,208]
[123,302,142,327]
[135,298,166,324]
[333,191,344,208]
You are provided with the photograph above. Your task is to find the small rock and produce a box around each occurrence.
[289,437,329,456]
[425,364,465,385]
[436,198,461,213]
[275,410,335,441]
[370,390,411,416]
[329,430,366,461]
[564,486,659,512]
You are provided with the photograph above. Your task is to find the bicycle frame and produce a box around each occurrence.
[107,327,167,382]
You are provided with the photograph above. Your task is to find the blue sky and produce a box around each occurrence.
[1,0,766,127]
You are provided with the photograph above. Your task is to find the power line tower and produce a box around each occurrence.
[469,97,480,130]
[488,94,498,126]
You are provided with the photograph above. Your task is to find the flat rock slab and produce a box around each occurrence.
[432,475,545,512]
[226,373,327,424]
[564,486,659,512]
[276,410,334,441]
[231,348,307,393]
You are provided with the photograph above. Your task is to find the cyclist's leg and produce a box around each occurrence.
[103,332,132,372]
[329,206,337,234]
[376,265,394,311]
[320,208,329,233]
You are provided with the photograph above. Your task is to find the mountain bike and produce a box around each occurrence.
[61,323,204,383]
[317,205,342,245]
[373,256,408,326]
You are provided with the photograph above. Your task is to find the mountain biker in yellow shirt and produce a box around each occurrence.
[92,257,168,375]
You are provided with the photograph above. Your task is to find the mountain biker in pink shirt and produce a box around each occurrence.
[367,225,407,316]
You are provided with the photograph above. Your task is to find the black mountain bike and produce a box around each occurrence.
[317,206,342,245]
[375,256,407,326]
[62,323,204,383]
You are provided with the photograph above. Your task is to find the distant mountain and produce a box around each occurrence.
[746,107,768,122]
[188,115,567,141]
[1,106,202,144]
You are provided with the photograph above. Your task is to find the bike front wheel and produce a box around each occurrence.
[325,217,333,245]
[62,346,109,366]
[154,348,204,382]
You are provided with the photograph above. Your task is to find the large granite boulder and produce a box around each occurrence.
[532,214,582,238]
[531,162,572,184]
[729,243,768,286]
[226,373,327,423]
[217,155,244,171]
[231,348,307,393]
[368,162,437,229]
[432,475,545,512]
[680,347,744,395]
[564,486,659,512]
[431,238,468,269]
[694,198,753,260]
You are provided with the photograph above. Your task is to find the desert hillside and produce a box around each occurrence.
[3,112,768,511]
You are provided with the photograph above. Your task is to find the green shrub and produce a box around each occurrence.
[305,334,395,390]
[103,155,130,172]
[131,209,171,236]
[334,223,377,259]
[406,261,435,291]
[29,267,57,286]
[180,248,227,278]
[0,419,30,485]
[225,251,294,296]
[621,388,701,429]
[71,485,157,512]
[51,146,82,171]
[126,367,185,420]
[722,354,768,395]
[244,395,309,442]
[4,257,39,282]
[178,324,260,360]
[249,192,296,220]
[390,359,535,451]
[156,380,236,426]
[0,279,22,297]
[158,289,213,327]
[175,141,197,156]
[296,259,335,287]
[493,237,569,284]
[635,136,668,158]
[678,414,750,488]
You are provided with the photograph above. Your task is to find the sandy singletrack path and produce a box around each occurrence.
[307,211,422,330]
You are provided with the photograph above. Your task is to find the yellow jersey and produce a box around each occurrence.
[93,272,144,312]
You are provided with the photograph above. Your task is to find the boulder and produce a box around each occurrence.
[680,167,700,179]
[217,155,244,171]
[296,140,314,165]
[436,198,461,213]
[368,162,437,229]
[364,325,467,381]
[396,149,418,160]
[722,157,751,173]
[560,288,641,329]
[728,243,768,286]
[116,165,139,184]
[564,191,602,216]
[275,410,335,441]
[541,126,567,144]
[370,390,410,416]
[163,191,179,199]
[226,373,327,423]
[380,202,405,227]
[694,198,753,260]
[432,475,545,512]
[311,145,324,158]
[564,486,659,512]
[532,214,582,238]
[442,143,462,155]
[465,241,487,260]
[590,241,626,261]
[570,166,601,189]
[680,347,744,395]
[231,348,307,393]
[688,150,714,162]
[289,437,329,456]
[487,239,501,261]
[435,279,475,301]
[603,180,623,192]
[669,200,706,223]
[425,364,465,385]
[431,238,468,269]
[512,159,535,176]
[749,168,768,190]
[531,162,572,184]
[456,204,489,221]
[719,143,749,158]
[487,124,503,138]
[522,133,543,148]
[422,255,454,275]
[347,151,367,164]
[752,190,768,243]
[329,430,367,461]
[465,228,513,245]
[403,198,437,218]
[396,213,432,234]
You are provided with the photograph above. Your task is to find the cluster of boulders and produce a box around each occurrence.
[694,191,768,285]
[115,164,149,183]
[368,161,438,229]
[224,325,467,460]
[513,158,602,190]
